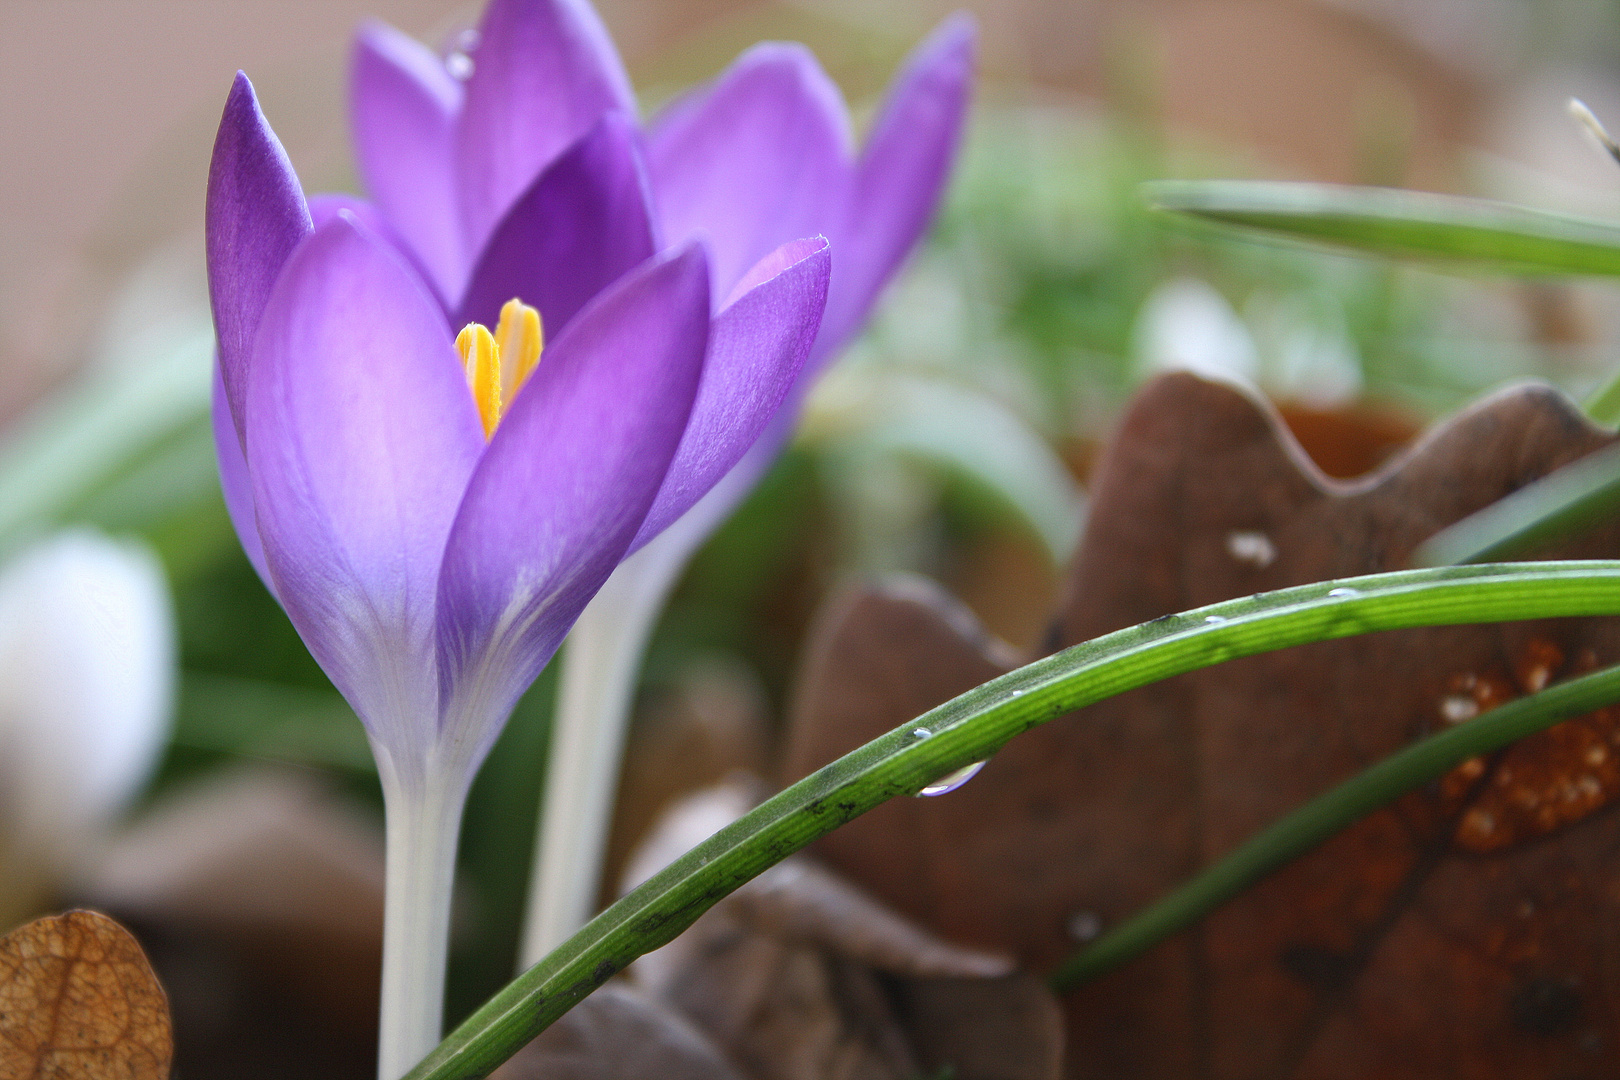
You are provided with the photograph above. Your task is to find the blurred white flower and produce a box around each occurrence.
[0,530,174,924]
[1248,290,1364,408]
[1134,276,1260,384]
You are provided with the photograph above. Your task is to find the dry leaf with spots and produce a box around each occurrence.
[784,373,1620,1078]
[623,780,1064,1080]
[0,909,172,1079]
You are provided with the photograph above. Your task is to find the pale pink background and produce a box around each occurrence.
[0,0,1542,413]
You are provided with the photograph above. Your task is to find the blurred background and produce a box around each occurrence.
[8,0,1620,1075]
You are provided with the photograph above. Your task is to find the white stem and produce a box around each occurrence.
[377,765,465,1080]
[517,441,781,967]
[517,534,688,966]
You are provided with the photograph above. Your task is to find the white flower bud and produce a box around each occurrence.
[0,530,174,921]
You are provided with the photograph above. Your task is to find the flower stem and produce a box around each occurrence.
[518,536,687,965]
[378,766,464,1080]
[517,446,780,966]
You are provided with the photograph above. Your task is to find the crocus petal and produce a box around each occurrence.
[455,111,655,335]
[206,72,313,446]
[629,236,829,552]
[435,244,710,760]
[455,0,637,260]
[310,192,449,313]
[351,21,467,304]
[245,215,483,758]
[817,14,975,363]
[647,42,852,302]
[211,363,270,591]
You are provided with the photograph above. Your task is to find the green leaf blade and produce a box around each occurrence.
[407,562,1620,1080]
[1414,441,1620,566]
[1145,180,1620,276]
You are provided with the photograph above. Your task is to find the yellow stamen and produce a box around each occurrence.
[494,298,544,400]
[455,299,544,440]
[456,322,502,438]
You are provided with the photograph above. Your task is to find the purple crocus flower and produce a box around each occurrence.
[349,0,972,381]
[209,0,969,1071]
[335,0,974,965]
[208,56,829,1080]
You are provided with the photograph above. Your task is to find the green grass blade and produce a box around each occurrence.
[408,562,1620,1080]
[1144,180,1620,276]
[1585,369,1620,427]
[0,326,214,554]
[1413,442,1620,566]
[1050,657,1620,990]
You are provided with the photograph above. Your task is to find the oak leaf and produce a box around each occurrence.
[784,373,1620,1078]
[626,781,1065,1080]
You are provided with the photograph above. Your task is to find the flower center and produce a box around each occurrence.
[455,298,544,438]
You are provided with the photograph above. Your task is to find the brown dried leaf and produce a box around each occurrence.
[627,783,1063,1080]
[82,768,386,1077]
[491,983,747,1080]
[0,909,172,1079]
[732,859,1014,980]
[893,974,1067,1080]
[783,373,1620,1078]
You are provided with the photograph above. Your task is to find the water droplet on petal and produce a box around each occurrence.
[1010,688,1025,697]
[918,760,986,797]
[912,728,931,739]
[444,28,481,80]
[1205,614,1227,624]
[1327,587,1359,598]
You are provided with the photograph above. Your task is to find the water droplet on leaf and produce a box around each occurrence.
[919,760,986,797]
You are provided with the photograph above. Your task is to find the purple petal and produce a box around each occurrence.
[351,21,467,305]
[309,192,386,232]
[310,192,450,316]
[211,362,270,591]
[455,111,655,335]
[245,215,484,751]
[816,14,975,364]
[629,236,829,552]
[207,72,312,447]
[647,42,852,302]
[455,0,637,261]
[435,244,710,754]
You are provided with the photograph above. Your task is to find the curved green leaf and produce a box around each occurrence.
[409,561,1620,1080]
[1145,180,1620,276]
[1414,441,1620,565]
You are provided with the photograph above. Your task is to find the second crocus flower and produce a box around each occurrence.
[344,0,974,964]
